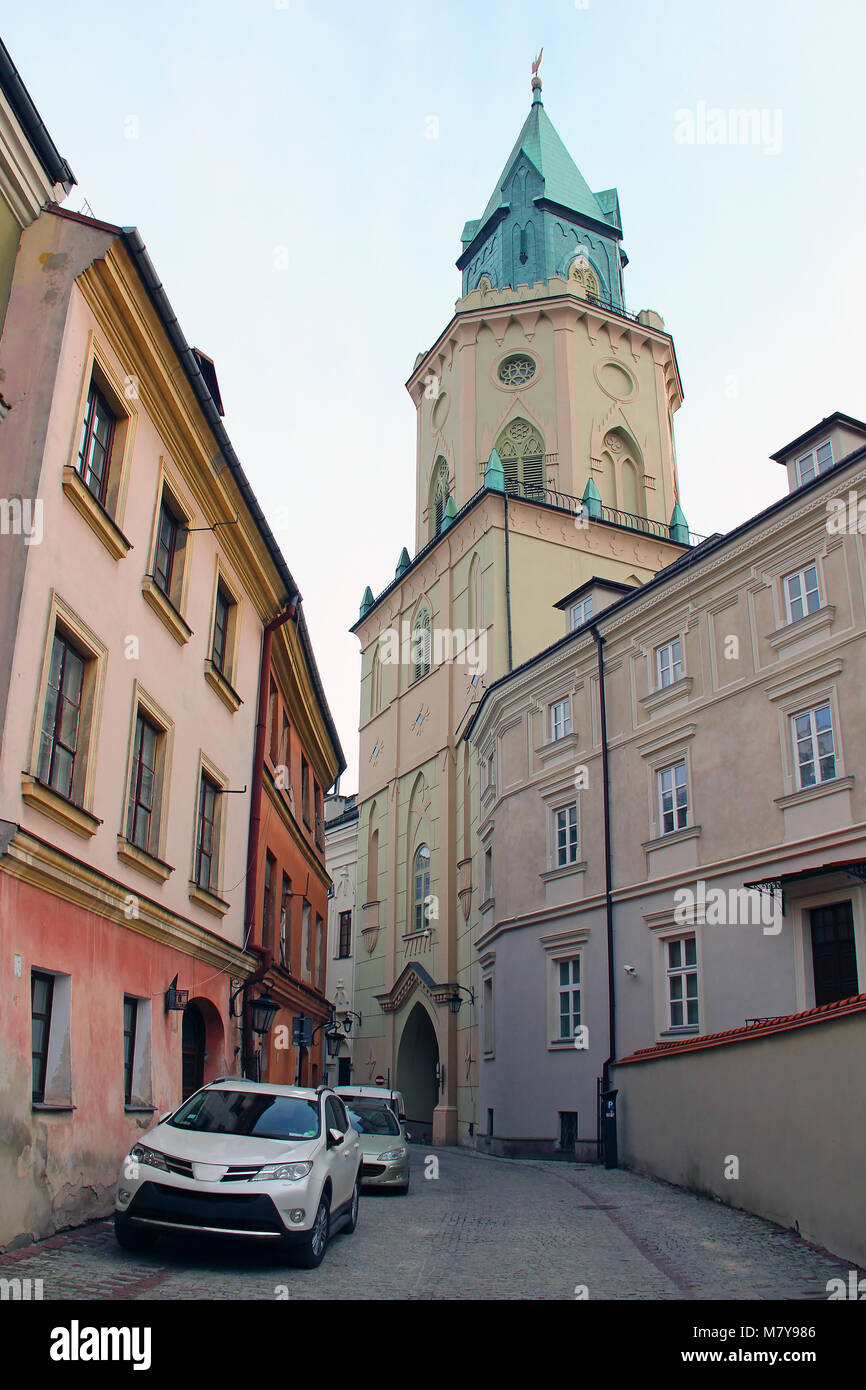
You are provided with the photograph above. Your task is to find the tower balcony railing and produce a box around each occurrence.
[489,475,705,546]
[360,474,704,620]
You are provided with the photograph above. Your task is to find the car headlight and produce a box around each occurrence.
[378,1148,407,1162]
[129,1144,168,1172]
[252,1162,313,1182]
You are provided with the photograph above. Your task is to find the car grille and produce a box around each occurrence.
[129,1182,284,1234]
[362,1162,387,1178]
[221,1165,263,1182]
[164,1156,194,1179]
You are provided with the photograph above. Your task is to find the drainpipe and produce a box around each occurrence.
[503,494,514,673]
[592,627,617,1108]
[241,598,298,1074]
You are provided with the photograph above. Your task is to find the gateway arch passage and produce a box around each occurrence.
[396,1002,439,1142]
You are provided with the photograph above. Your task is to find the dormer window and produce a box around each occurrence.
[569,597,593,631]
[796,440,833,486]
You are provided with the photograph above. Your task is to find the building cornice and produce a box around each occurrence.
[0,827,257,975]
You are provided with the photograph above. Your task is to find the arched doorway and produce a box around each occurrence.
[181,997,225,1098]
[396,1002,439,1142]
[181,1002,205,1099]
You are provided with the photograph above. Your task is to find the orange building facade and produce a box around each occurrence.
[246,616,344,1087]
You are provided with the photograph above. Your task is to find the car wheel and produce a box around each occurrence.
[343,1177,360,1234]
[293,1192,330,1268]
[114,1215,158,1253]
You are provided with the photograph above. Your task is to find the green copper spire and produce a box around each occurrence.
[395,547,411,578]
[440,495,457,532]
[581,476,602,519]
[458,62,626,304]
[359,585,374,618]
[484,448,505,492]
[669,503,689,545]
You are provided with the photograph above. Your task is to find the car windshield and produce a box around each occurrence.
[346,1104,400,1137]
[168,1090,320,1140]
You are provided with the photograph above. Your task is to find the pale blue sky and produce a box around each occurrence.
[5,0,865,790]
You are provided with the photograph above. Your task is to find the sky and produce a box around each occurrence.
[5,0,865,792]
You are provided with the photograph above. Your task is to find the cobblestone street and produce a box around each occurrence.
[0,1148,854,1301]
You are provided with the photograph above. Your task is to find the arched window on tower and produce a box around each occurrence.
[429,458,451,542]
[412,843,431,933]
[411,606,431,683]
[371,642,384,716]
[468,553,481,632]
[367,807,379,903]
[568,255,601,302]
[495,418,546,500]
[620,457,644,519]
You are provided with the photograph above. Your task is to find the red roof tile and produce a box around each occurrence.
[615,993,866,1065]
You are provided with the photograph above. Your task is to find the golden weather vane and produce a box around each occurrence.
[531,48,543,93]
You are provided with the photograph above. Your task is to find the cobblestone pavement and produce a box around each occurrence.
[0,1148,855,1301]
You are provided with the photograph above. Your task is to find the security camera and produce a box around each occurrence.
[623,964,637,975]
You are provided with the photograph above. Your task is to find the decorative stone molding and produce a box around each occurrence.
[62,466,132,561]
[1,828,253,974]
[457,856,472,921]
[766,604,836,653]
[774,775,854,811]
[361,899,380,953]
[187,881,230,917]
[203,658,242,712]
[116,835,173,883]
[141,575,192,645]
[20,774,101,839]
[639,676,694,715]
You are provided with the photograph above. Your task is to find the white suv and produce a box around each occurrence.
[114,1080,361,1268]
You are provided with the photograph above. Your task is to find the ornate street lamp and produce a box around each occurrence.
[447,984,475,1015]
[248,991,280,1038]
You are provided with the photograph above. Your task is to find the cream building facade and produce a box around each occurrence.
[350,76,696,1143]
[467,414,866,1157]
[324,792,360,1086]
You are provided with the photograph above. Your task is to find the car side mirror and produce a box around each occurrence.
[405,1131,412,1142]
[328,1127,345,1147]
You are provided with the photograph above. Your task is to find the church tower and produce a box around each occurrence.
[350,66,692,1146]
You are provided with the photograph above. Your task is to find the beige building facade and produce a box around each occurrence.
[467,417,866,1157]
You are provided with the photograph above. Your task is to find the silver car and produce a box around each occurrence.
[344,1100,410,1194]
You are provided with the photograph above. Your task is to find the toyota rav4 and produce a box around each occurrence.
[114,1079,361,1267]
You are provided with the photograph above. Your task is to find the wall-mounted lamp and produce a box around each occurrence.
[447,984,476,1015]
[164,975,189,1013]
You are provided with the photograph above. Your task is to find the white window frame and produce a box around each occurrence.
[31,969,72,1106]
[665,933,699,1030]
[796,438,833,486]
[123,996,152,1108]
[655,637,683,690]
[784,563,821,624]
[569,597,593,631]
[483,845,493,900]
[553,954,582,1044]
[791,701,837,789]
[550,698,572,742]
[657,760,688,835]
[482,975,495,1056]
[553,802,579,867]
